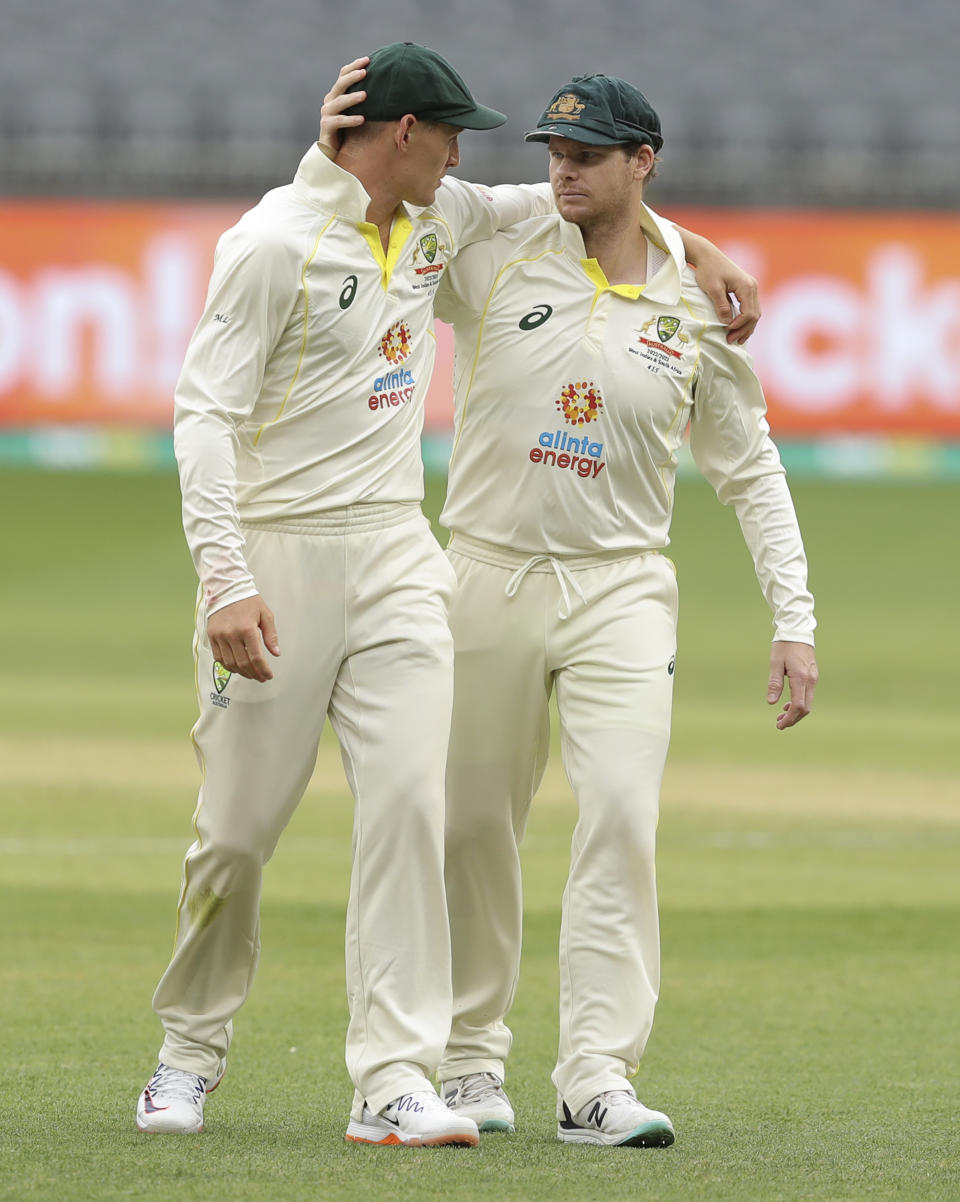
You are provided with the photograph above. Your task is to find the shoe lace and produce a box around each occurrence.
[595,1089,637,1108]
[150,1065,205,1106]
[458,1073,505,1104]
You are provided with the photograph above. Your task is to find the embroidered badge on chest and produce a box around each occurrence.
[411,233,447,290]
[630,314,692,376]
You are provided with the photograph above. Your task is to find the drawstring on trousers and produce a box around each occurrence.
[504,555,587,619]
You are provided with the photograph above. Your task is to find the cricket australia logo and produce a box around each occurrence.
[211,661,232,708]
[378,320,412,365]
[546,93,586,121]
[418,233,437,263]
[637,314,689,353]
[556,380,604,426]
[412,233,446,289]
[632,313,691,376]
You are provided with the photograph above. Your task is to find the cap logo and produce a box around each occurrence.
[546,93,586,121]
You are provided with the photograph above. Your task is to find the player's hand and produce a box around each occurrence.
[674,225,761,344]
[207,595,280,683]
[767,641,818,730]
[318,56,369,156]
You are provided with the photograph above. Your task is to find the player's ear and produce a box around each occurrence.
[395,114,417,150]
[633,144,656,183]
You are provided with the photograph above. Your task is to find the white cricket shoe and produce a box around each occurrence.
[441,1072,516,1133]
[345,1089,479,1147]
[557,1089,675,1147]
[135,1061,225,1134]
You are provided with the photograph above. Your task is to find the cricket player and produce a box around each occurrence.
[135,42,559,1148]
[432,75,819,1146]
[136,47,765,1145]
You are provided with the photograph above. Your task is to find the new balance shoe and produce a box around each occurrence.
[441,1072,515,1133]
[345,1089,479,1147]
[557,1090,675,1147]
[135,1060,226,1134]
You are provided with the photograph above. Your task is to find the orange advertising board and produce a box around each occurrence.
[669,208,960,437]
[1,202,958,437]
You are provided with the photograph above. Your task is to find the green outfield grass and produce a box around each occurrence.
[1,469,958,1201]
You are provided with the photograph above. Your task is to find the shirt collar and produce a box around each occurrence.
[291,142,415,225]
[557,201,685,304]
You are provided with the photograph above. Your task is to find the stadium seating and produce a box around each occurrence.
[2,0,958,204]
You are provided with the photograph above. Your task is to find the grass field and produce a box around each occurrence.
[1,468,958,1201]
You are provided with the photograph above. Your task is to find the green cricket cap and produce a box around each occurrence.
[524,74,663,151]
[347,42,507,130]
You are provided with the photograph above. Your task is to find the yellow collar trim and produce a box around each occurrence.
[357,214,414,290]
[580,258,645,299]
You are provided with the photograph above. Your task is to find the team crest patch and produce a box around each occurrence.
[418,233,437,264]
[632,314,692,375]
[546,93,586,121]
[378,320,412,365]
[556,380,604,425]
[213,661,232,694]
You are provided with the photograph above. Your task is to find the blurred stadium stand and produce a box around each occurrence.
[1,0,959,205]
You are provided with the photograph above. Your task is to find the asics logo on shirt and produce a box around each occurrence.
[519,304,553,330]
[339,275,358,310]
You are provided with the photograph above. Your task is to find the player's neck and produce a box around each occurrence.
[581,213,648,286]
[336,145,405,248]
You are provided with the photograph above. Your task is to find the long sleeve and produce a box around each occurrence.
[689,326,817,644]
[431,178,555,254]
[173,223,301,614]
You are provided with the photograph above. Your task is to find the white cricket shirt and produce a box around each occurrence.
[174,144,552,613]
[437,206,816,643]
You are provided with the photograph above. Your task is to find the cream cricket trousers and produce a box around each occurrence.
[153,504,457,1118]
[438,535,678,1114]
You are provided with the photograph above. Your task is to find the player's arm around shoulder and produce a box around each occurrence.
[669,220,760,344]
[684,272,777,480]
[431,175,556,253]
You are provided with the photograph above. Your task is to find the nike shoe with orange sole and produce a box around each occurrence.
[135,1061,226,1134]
[346,1090,479,1147]
[557,1090,675,1147]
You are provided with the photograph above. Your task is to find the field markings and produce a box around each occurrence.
[1,735,958,827]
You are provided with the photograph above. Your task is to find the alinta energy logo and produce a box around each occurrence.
[379,320,412,365]
[529,379,606,480]
[369,320,416,412]
[557,380,603,426]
